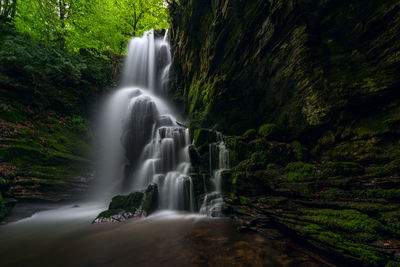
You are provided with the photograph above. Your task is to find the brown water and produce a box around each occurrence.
[0,205,333,267]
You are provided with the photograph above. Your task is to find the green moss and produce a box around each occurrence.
[285,161,317,182]
[258,197,267,203]
[291,141,308,161]
[141,184,158,214]
[301,223,387,265]
[338,203,397,214]
[359,189,400,201]
[108,192,144,211]
[243,129,256,140]
[345,245,387,266]
[96,209,124,219]
[239,195,249,205]
[257,124,278,138]
[367,165,390,177]
[386,261,400,267]
[379,210,400,237]
[385,159,400,174]
[301,209,383,234]
[321,188,345,201]
[320,162,364,178]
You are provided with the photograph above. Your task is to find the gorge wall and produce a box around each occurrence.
[169,1,400,266]
[169,0,400,138]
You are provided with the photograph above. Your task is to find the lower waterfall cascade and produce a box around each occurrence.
[199,132,230,217]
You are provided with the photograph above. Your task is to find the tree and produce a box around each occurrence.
[116,0,168,37]
[0,0,18,22]
[12,0,169,54]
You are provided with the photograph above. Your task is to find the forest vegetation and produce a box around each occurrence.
[1,0,400,266]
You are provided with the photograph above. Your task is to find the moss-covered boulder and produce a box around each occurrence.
[93,184,158,223]
[142,183,158,215]
[108,192,144,211]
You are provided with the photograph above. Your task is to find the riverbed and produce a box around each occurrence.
[0,203,334,267]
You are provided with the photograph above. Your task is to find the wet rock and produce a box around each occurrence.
[93,184,158,223]
[142,183,158,214]
[193,129,216,148]
[188,144,201,167]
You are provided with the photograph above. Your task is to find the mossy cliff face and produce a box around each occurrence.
[189,129,400,266]
[170,1,400,265]
[169,0,400,138]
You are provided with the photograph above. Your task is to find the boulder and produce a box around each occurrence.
[93,184,158,223]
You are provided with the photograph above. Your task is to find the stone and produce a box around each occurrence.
[94,184,158,223]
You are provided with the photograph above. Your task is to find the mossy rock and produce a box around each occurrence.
[98,184,159,222]
[291,141,309,161]
[243,129,256,140]
[142,183,158,214]
[257,124,278,139]
[96,209,125,219]
[367,165,390,177]
[188,145,201,167]
[285,161,317,182]
[301,208,383,234]
[109,192,144,211]
[320,162,364,178]
[193,128,217,147]
[385,159,400,174]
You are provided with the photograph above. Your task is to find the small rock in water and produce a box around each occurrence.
[93,184,158,224]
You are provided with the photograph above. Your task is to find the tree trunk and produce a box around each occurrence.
[58,0,66,49]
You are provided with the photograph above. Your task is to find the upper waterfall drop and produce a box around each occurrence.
[122,30,172,95]
[96,30,194,212]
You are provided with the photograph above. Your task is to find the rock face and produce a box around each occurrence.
[169,0,400,137]
[169,1,400,266]
[93,184,158,223]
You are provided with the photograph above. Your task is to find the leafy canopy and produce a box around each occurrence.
[9,0,168,54]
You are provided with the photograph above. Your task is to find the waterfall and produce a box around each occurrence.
[199,132,230,217]
[96,30,194,212]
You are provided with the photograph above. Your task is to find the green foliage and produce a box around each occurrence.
[12,0,169,54]
[0,34,113,115]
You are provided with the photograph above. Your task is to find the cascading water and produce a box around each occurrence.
[199,132,230,217]
[96,30,194,212]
